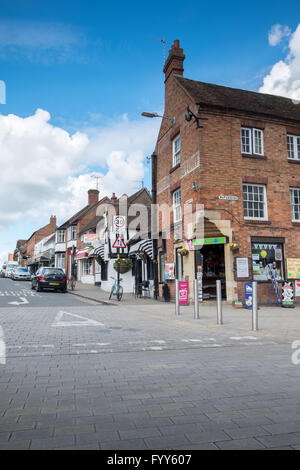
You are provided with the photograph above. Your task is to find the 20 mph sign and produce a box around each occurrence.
[113,216,126,232]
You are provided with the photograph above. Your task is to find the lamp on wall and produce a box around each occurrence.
[185,106,208,129]
[141,112,176,124]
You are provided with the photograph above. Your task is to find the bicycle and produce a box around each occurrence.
[109,276,123,301]
[67,275,76,291]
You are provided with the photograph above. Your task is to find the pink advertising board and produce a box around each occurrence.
[179,281,189,305]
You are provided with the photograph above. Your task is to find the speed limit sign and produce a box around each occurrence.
[113,216,126,232]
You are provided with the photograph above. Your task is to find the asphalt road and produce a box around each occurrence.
[1,277,300,450]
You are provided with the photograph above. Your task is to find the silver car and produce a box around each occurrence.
[11,267,32,281]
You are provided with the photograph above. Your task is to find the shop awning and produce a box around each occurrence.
[75,250,89,260]
[93,245,105,260]
[129,239,153,260]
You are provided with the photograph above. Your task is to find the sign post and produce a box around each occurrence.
[178,281,189,305]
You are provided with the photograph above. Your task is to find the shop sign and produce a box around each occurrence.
[286,259,300,279]
[193,237,227,246]
[186,239,194,251]
[83,233,97,246]
[165,263,175,280]
[295,280,300,297]
[244,282,253,309]
[236,258,249,278]
[282,281,294,308]
[179,281,189,305]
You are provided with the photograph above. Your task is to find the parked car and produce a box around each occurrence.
[11,267,31,281]
[5,261,19,278]
[31,267,67,292]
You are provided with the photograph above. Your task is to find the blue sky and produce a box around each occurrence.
[0,0,299,264]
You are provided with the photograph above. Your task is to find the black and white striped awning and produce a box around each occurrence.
[92,245,105,260]
[129,239,153,260]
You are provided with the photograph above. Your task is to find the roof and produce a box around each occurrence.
[175,76,300,123]
[57,196,110,230]
[78,215,103,236]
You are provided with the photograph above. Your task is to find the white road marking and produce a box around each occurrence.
[0,326,6,365]
[8,296,29,306]
[52,310,105,327]
[149,346,163,350]
[181,339,202,343]
[230,336,257,341]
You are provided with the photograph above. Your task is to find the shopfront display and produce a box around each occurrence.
[251,243,284,281]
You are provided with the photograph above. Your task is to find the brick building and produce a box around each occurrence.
[155,40,300,304]
[25,216,57,270]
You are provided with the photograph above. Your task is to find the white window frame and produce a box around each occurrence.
[172,134,181,167]
[56,229,65,243]
[173,188,182,223]
[55,253,65,269]
[68,225,77,241]
[243,183,268,221]
[241,127,264,156]
[287,134,300,161]
[290,187,300,221]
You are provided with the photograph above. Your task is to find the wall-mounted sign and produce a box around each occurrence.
[236,258,249,278]
[286,259,300,279]
[83,233,97,246]
[165,263,175,280]
[193,237,228,246]
[219,195,238,201]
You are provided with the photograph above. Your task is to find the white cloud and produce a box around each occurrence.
[259,23,300,99]
[268,24,291,46]
[0,108,159,233]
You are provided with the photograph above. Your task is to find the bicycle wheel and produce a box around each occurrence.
[109,285,114,300]
[71,279,76,290]
[117,286,123,301]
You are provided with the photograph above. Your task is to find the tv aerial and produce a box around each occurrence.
[149,37,166,64]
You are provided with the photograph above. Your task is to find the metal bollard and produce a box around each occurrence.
[252,281,258,331]
[194,279,199,319]
[216,280,223,325]
[175,279,180,316]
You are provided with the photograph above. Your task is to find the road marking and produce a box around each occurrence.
[230,336,257,341]
[52,310,105,327]
[0,326,6,365]
[8,296,29,306]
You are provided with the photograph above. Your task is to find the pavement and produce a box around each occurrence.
[1,277,300,450]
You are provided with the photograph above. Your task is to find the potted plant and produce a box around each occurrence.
[180,247,189,256]
[113,258,133,274]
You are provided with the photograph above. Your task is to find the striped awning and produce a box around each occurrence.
[129,239,153,260]
[93,244,105,260]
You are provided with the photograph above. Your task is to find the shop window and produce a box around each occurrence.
[55,253,65,269]
[159,252,166,282]
[251,242,284,281]
[83,258,93,276]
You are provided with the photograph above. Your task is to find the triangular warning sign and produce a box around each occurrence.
[52,311,105,327]
[112,234,126,249]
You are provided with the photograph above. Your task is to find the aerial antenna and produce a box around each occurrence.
[91,174,102,191]
[132,179,144,190]
[149,37,166,64]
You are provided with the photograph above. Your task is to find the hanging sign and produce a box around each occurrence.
[282,281,294,308]
[112,234,126,249]
[179,281,189,305]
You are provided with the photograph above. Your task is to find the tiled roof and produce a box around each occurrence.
[176,76,300,122]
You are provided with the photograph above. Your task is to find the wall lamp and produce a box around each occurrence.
[141,112,176,124]
[185,106,208,129]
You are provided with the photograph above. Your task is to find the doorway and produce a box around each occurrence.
[194,244,226,299]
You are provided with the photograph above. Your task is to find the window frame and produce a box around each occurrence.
[251,242,285,282]
[172,134,181,167]
[287,134,300,161]
[243,183,268,221]
[173,188,182,223]
[56,229,66,243]
[290,187,300,221]
[241,127,264,156]
[68,225,77,241]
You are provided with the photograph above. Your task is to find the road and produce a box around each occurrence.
[0,277,300,450]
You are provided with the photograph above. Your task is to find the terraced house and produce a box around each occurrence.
[154,40,300,304]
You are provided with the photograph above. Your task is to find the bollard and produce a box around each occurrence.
[252,281,258,331]
[194,279,199,319]
[175,279,180,316]
[216,280,223,325]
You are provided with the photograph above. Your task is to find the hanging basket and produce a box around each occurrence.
[113,258,133,274]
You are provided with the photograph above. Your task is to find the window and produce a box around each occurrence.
[290,187,300,221]
[56,230,65,243]
[173,188,182,223]
[172,135,181,166]
[82,258,93,276]
[287,134,300,160]
[251,242,284,281]
[68,225,77,241]
[243,184,267,220]
[159,252,166,282]
[55,253,65,269]
[241,128,264,156]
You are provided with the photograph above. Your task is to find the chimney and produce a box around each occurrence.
[50,215,57,227]
[88,189,99,206]
[163,40,185,83]
[111,192,117,204]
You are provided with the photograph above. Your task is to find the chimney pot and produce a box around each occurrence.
[88,189,99,206]
[163,39,185,83]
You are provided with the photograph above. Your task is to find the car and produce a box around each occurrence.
[31,267,67,292]
[11,267,32,281]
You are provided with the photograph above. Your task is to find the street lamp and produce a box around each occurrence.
[141,112,176,124]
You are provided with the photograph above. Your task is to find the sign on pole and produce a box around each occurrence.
[112,234,126,249]
[113,216,126,233]
[179,281,189,305]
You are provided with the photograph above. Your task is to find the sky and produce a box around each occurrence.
[0,0,300,266]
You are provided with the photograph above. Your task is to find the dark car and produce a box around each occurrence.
[31,267,67,292]
[11,267,31,281]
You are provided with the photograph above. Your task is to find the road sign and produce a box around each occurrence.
[112,234,126,249]
[113,216,126,232]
